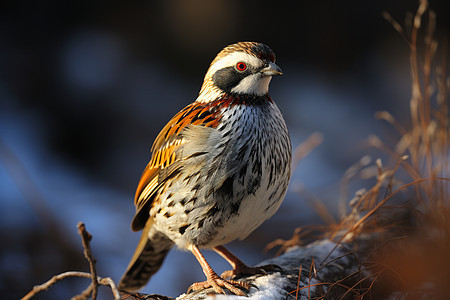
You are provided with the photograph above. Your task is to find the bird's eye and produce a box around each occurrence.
[236,62,247,72]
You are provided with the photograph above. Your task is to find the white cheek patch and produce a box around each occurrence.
[231,74,272,96]
[207,52,262,75]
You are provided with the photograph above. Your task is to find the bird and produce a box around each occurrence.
[118,41,292,296]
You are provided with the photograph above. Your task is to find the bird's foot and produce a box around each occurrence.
[187,272,253,296]
[221,263,282,279]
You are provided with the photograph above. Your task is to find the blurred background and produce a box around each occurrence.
[1,0,449,299]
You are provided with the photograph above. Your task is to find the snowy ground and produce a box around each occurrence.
[173,240,357,300]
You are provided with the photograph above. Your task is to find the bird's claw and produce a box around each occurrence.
[187,274,253,296]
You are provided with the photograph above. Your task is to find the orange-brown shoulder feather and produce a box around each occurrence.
[131,101,222,231]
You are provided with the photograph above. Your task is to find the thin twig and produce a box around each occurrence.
[295,265,302,300]
[77,222,99,300]
[99,277,122,300]
[21,271,121,300]
[72,284,94,300]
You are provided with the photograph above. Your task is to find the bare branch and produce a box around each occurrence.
[99,277,122,300]
[21,271,121,300]
[77,222,99,300]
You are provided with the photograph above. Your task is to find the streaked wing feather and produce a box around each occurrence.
[131,101,221,231]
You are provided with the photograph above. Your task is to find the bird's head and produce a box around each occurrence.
[197,42,282,102]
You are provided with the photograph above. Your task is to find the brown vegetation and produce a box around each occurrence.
[271,0,450,298]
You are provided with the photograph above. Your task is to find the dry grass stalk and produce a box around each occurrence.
[291,132,323,172]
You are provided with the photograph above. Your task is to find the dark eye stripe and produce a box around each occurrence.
[212,66,251,92]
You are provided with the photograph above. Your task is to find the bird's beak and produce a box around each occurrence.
[260,62,283,76]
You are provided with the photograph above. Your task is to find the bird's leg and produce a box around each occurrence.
[188,245,251,296]
[214,245,282,279]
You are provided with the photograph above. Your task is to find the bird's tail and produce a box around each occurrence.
[118,221,173,292]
